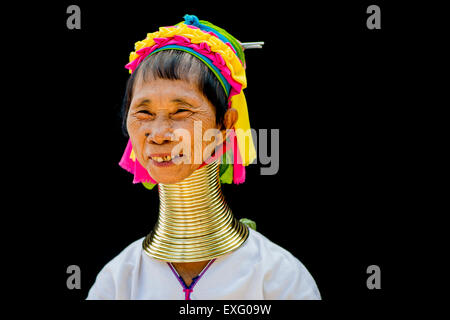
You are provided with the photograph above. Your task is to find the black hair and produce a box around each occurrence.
[121,50,228,136]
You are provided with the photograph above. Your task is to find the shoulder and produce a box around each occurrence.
[243,228,306,267]
[86,237,145,300]
[243,229,322,300]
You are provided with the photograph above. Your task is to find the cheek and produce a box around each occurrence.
[126,117,147,160]
[128,113,156,141]
[126,115,142,135]
[197,119,220,155]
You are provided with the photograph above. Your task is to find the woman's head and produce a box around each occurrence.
[122,50,238,184]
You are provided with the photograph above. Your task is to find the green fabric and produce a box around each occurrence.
[145,46,229,95]
[199,20,246,66]
[142,133,235,188]
[219,142,234,184]
[219,164,233,184]
[142,182,157,190]
[175,19,246,66]
[240,218,257,230]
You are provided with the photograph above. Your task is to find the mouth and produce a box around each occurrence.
[149,153,184,167]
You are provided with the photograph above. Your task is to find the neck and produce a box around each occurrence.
[142,160,249,262]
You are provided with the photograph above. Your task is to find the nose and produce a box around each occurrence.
[145,126,175,145]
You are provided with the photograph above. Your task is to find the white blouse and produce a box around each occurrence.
[86,228,321,300]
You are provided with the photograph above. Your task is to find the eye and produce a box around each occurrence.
[135,110,154,119]
[172,109,193,118]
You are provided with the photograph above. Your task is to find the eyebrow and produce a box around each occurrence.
[171,98,198,108]
[132,96,201,109]
[137,99,151,105]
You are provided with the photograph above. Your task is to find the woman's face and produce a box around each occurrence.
[127,77,224,184]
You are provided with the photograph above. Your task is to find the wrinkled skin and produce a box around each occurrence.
[127,77,238,184]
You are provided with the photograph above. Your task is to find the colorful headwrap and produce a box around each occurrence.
[119,15,261,188]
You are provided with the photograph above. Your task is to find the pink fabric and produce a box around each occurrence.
[167,259,216,300]
[119,129,246,184]
[118,139,134,172]
[202,130,246,183]
[203,132,234,165]
[185,25,238,56]
[125,37,243,100]
[118,139,157,184]
[121,29,247,185]
[232,132,246,184]
[183,288,193,300]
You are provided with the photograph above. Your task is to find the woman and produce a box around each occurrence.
[87,15,321,300]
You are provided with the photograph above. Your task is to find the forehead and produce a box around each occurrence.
[132,77,204,102]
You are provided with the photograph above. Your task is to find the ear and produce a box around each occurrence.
[222,108,238,130]
[220,108,238,141]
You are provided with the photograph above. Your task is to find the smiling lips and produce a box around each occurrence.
[149,153,183,164]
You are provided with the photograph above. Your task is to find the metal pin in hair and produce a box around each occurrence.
[241,42,264,50]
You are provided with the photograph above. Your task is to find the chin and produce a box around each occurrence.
[148,167,190,185]
[153,176,183,184]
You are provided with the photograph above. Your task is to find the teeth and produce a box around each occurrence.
[151,153,185,162]
[152,155,173,162]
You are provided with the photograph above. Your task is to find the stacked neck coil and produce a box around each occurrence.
[142,160,249,262]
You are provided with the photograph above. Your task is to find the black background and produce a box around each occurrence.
[8,0,441,315]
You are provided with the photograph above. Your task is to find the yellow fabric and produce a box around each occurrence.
[130,149,136,161]
[231,92,256,165]
[130,23,246,89]
[128,22,256,166]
